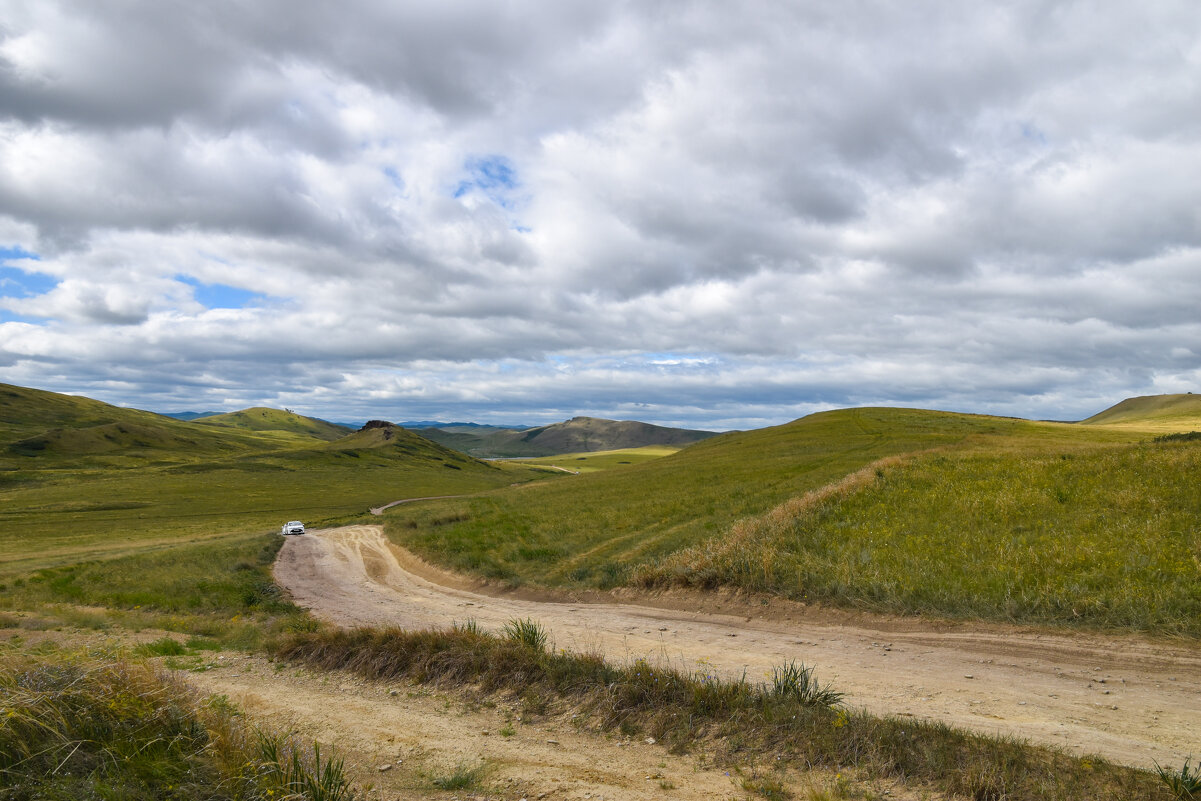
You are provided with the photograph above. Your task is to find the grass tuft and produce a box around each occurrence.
[770,661,843,708]
[430,760,487,791]
[501,617,549,651]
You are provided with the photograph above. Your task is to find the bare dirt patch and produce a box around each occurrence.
[275,525,1201,770]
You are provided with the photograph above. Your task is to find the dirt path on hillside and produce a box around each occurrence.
[275,525,1201,770]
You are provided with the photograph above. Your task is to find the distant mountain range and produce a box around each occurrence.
[415,416,719,458]
[158,409,717,458]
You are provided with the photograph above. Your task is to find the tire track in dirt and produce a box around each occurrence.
[275,525,1201,769]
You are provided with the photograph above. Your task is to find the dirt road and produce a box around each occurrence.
[275,525,1201,769]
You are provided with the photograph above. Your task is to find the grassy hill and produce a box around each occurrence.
[1081,392,1201,431]
[0,382,194,444]
[384,399,1201,636]
[419,415,717,457]
[0,385,546,574]
[196,407,352,441]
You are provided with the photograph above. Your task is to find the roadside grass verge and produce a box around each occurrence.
[635,440,1201,636]
[0,649,359,800]
[0,531,317,650]
[273,622,1162,801]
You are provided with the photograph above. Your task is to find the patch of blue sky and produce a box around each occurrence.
[1,245,40,263]
[453,155,519,209]
[1019,122,1048,146]
[1,245,56,303]
[176,275,263,309]
[0,265,56,298]
[383,166,405,191]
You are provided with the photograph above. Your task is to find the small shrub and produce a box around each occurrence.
[743,775,792,800]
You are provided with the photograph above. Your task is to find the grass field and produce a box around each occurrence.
[384,401,1201,635]
[0,382,550,643]
[0,383,547,574]
[499,444,681,473]
[636,439,1201,634]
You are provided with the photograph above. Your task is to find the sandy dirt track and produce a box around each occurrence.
[275,525,1201,769]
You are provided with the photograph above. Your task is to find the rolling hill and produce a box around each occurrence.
[384,397,1201,635]
[196,407,352,441]
[0,384,543,571]
[1081,392,1201,430]
[418,415,718,457]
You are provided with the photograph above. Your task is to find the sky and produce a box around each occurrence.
[1,2,1199,430]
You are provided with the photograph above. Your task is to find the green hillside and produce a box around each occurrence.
[384,400,1201,635]
[0,382,189,444]
[0,385,544,573]
[1081,392,1201,430]
[386,407,1090,583]
[196,407,352,441]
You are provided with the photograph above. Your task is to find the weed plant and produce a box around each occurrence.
[0,651,359,800]
[274,623,1161,801]
[1157,758,1201,800]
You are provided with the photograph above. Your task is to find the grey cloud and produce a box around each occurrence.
[2,1,1200,428]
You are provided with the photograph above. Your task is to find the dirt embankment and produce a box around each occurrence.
[273,525,1201,770]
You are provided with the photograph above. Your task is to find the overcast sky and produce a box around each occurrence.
[1,2,1199,430]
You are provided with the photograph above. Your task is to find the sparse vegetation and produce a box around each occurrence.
[429,760,487,791]
[1157,758,1201,800]
[0,650,359,800]
[273,622,1163,801]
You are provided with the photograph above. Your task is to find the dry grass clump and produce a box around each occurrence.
[274,622,1161,801]
[0,651,358,800]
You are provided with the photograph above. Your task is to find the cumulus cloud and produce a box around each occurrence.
[1,0,1199,428]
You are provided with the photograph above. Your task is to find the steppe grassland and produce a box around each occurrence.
[0,448,536,574]
[503,444,680,473]
[384,408,1146,591]
[0,434,544,645]
[637,439,1201,635]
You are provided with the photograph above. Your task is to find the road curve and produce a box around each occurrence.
[275,525,1201,769]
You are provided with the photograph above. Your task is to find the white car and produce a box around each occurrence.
[280,520,305,536]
